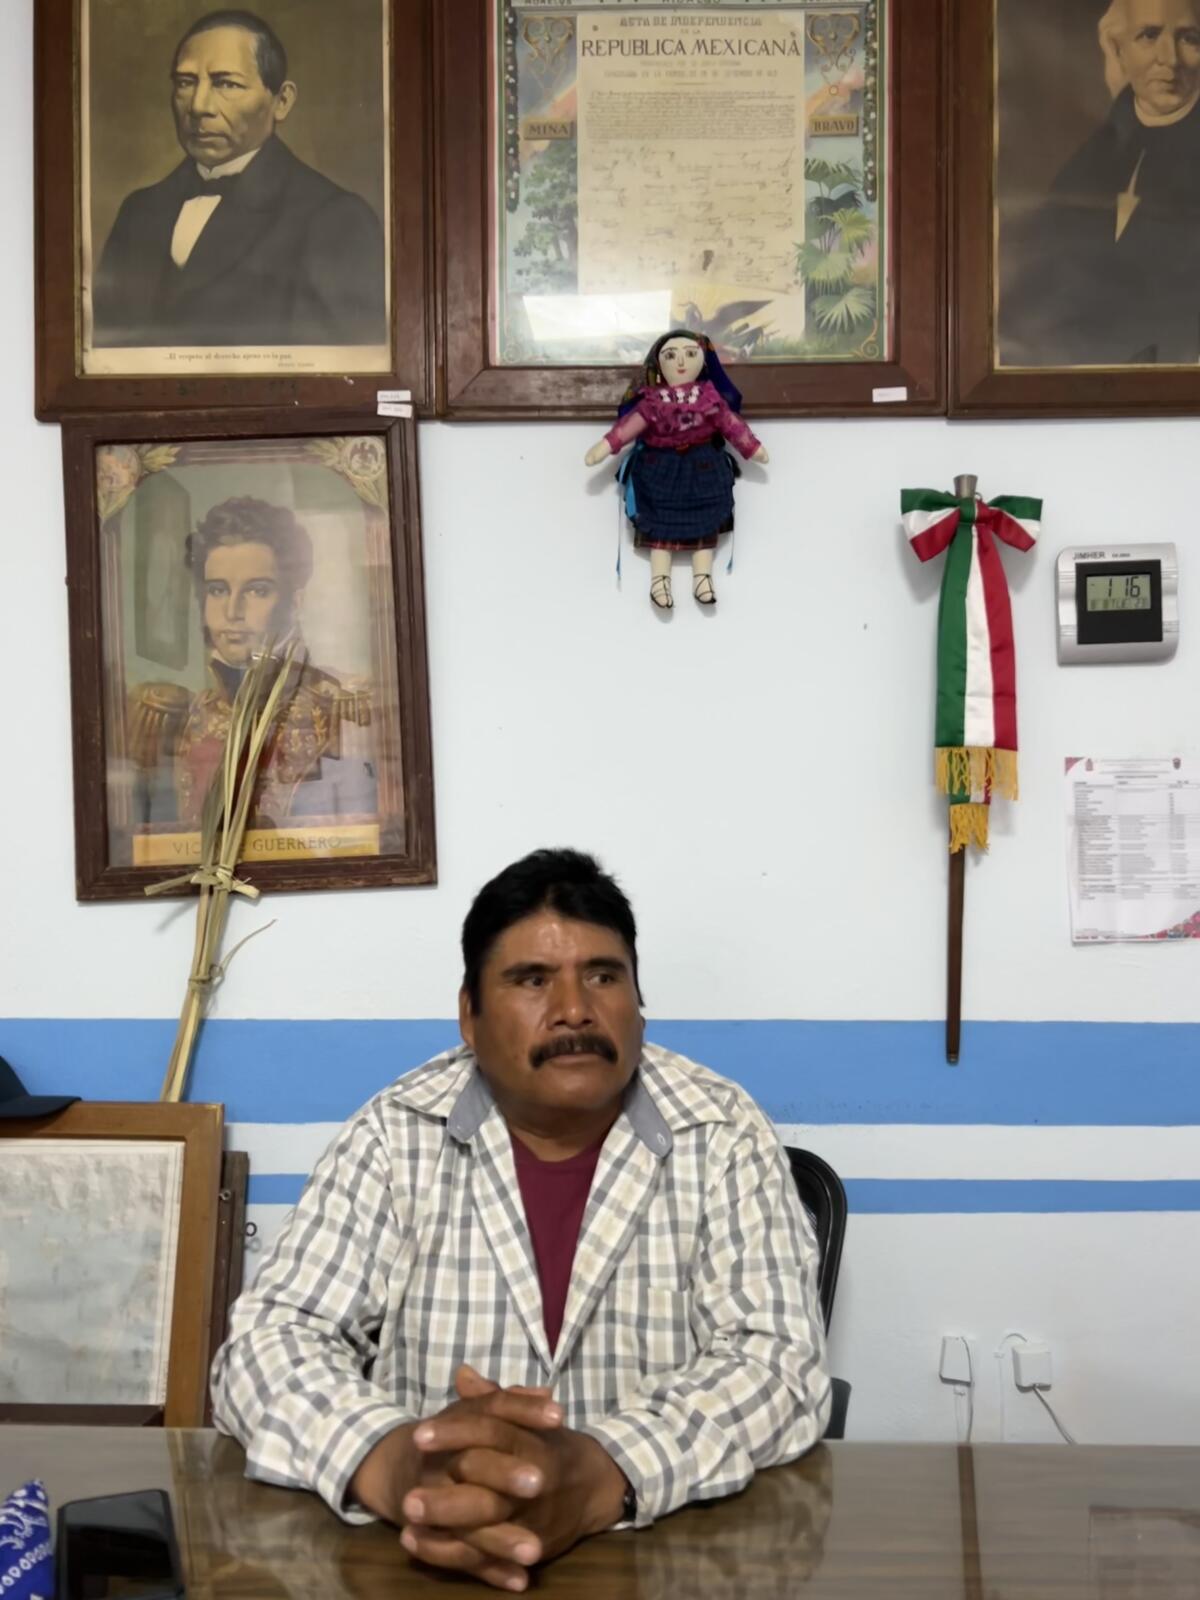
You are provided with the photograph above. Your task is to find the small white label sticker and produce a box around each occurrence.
[376,402,413,418]
[872,385,908,404]
[376,389,412,405]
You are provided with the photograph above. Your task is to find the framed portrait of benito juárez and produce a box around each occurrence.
[434,0,945,417]
[35,0,432,418]
[62,412,435,900]
[952,0,1200,416]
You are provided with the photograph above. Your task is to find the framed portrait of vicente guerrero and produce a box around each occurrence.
[35,0,432,418]
[952,0,1200,415]
[435,0,945,417]
[62,412,435,900]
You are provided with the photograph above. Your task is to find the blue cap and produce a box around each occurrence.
[0,1056,77,1121]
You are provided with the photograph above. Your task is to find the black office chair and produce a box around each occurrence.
[784,1146,851,1441]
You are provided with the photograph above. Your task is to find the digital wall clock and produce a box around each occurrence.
[1056,544,1178,665]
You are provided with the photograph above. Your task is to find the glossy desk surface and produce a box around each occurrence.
[3,1428,1199,1598]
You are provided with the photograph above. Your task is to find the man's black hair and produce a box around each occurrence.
[174,10,289,94]
[186,494,313,596]
[461,849,641,1011]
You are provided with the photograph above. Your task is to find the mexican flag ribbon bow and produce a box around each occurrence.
[902,487,1042,852]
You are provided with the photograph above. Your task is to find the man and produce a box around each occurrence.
[211,850,830,1591]
[92,10,386,349]
[1000,0,1200,367]
[129,495,375,826]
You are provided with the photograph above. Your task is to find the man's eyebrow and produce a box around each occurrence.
[172,64,249,79]
[498,960,556,982]
[496,955,628,981]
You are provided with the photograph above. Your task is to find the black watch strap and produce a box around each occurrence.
[621,1482,638,1523]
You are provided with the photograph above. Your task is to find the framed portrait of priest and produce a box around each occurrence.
[34,0,432,417]
[61,412,435,900]
[433,0,945,418]
[951,0,1200,416]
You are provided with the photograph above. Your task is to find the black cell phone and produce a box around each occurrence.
[56,1489,185,1600]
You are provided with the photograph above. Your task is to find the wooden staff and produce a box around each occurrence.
[945,472,976,1064]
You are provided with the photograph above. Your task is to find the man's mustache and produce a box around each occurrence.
[530,1032,618,1069]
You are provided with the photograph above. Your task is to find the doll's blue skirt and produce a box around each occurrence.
[625,440,736,550]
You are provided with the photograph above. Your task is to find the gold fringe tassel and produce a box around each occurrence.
[935,746,1019,802]
[949,802,990,854]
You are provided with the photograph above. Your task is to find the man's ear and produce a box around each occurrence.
[458,985,476,1052]
[273,81,298,125]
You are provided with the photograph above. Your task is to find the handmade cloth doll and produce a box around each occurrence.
[585,329,769,609]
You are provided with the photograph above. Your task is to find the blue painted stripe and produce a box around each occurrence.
[3,1018,1198,1126]
[247,1174,307,1205]
[244,1173,1200,1214]
[844,1180,1200,1214]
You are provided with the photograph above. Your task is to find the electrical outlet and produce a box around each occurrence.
[939,1334,974,1385]
[1012,1343,1052,1390]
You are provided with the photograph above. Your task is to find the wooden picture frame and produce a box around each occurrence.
[951,1,1200,417]
[35,0,433,418]
[205,1150,250,1426]
[434,0,945,419]
[63,411,436,900]
[0,1101,223,1428]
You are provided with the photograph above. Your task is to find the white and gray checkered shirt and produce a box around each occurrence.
[211,1043,831,1526]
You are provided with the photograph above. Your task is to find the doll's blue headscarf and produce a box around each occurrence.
[617,329,743,417]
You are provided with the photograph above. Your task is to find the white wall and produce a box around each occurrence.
[833,1212,1200,1445]
[7,409,1200,1024]
[2,0,1197,1445]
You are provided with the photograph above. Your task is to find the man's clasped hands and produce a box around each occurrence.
[350,1364,630,1592]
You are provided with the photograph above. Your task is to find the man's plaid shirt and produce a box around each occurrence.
[211,1043,832,1526]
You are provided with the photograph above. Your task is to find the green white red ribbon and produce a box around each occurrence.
[902,487,1041,850]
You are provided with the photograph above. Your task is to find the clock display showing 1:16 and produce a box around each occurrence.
[1085,573,1152,612]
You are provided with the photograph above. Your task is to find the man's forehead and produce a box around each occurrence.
[487,911,632,966]
[174,25,261,76]
[1122,0,1200,28]
[204,541,279,576]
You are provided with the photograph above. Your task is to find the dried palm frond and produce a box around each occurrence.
[147,642,299,1103]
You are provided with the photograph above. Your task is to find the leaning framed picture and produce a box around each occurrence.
[951,1,1200,416]
[435,0,945,418]
[35,0,432,417]
[0,1101,223,1428]
[62,412,435,900]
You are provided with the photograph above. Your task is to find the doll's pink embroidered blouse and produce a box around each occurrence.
[603,381,762,459]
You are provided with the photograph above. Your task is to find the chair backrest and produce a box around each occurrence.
[783,1146,847,1332]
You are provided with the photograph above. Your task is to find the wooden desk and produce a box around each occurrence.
[3,1427,1198,1597]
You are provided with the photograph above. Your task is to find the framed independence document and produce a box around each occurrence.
[434,0,944,417]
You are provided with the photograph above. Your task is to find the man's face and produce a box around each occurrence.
[1117,0,1200,115]
[171,25,294,166]
[202,541,285,667]
[459,910,644,1130]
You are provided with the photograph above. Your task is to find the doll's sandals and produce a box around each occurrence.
[650,575,674,610]
[693,574,717,606]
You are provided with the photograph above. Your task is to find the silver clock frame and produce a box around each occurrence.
[1056,543,1179,666]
